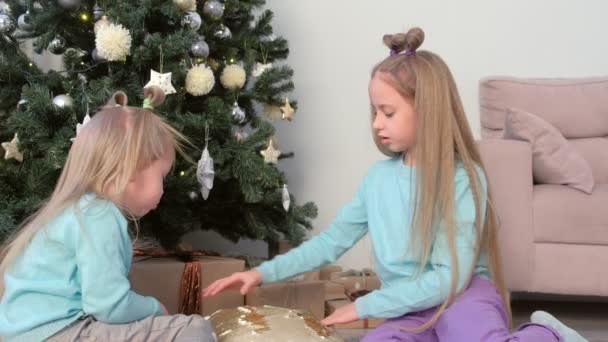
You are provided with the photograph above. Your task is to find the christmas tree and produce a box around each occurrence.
[0,0,317,250]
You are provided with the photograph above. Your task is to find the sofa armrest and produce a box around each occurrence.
[477,139,535,291]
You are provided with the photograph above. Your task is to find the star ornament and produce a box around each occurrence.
[145,69,176,95]
[2,133,24,162]
[280,98,295,121]
[260,139,281,164]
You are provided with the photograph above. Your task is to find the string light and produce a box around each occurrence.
[180,171,186,176]
[80,13,89,22]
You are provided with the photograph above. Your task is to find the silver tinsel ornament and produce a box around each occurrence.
[282,184,290,211]
[252,62,272,77]
[0,13,16,35]
[203,0,224,20]
[182,11,201,30]
[260,34,277,42]
[57,0,81,10]
[190,39,209,58]
[48,35,67,54]
[52,94,73,108]
[17,11,33,32]
[197,146,215,200]
[231,102,246,124]
[214,24,231,39]
[93,3,104,21]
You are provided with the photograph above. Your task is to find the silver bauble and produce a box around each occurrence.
[17,12,33,31]
[181,11,201,30]
[0,13,16,35]
[91,48,105,62]
[52,94,73,108]
[93,3,104,21]
[57,0,81,10]
[203,0,224,20]
[214,24,231,39]
[48,35,67,54]
[188,191,199,200]
[231,102,246,124]
[190,39,209,58]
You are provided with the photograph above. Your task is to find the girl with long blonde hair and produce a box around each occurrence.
[0,87,217,342]
[203,28,585,341]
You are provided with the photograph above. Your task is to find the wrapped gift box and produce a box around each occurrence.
[319,265,343,280]
[324,269,384,329]
[325,281,348,301]
[129,255,245,315]
[329,269,380,294]
[245,281,326,320]
[208,305,342,342]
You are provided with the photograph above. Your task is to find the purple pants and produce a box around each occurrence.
[362,276,562,342]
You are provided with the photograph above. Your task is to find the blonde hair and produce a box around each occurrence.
[0,86,189,273]
[371,27,510,331]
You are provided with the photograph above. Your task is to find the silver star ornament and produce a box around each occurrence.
[145,69,177,95]
[2,133,23,162]
[260,139,281,164]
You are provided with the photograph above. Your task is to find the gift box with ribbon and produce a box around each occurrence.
[329,268,381,294]
[324,268,385,329]
[129,250,245,316]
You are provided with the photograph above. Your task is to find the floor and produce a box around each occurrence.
[337,300,608,341]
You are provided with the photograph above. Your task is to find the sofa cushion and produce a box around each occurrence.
[479,76,608,139]
[504,108,594,193]
[569,137,608,184]
[533,184,608,245]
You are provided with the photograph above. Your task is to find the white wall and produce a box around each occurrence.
[264,0,608,270]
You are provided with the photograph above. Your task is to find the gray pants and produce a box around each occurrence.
[46,314,218,342]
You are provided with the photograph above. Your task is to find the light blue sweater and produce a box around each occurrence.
[0,194,163,342]
[257,157,490,319]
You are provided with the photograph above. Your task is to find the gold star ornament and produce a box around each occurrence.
[260,139,281,164]
[145,69,176,95]
[280,98,295,121]
[2,133,23,162]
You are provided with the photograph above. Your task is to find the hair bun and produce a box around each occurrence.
[143,86,166,108]
[383,27,425,53]
[107,91,129,106]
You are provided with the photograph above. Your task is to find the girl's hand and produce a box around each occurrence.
[202,269,263,297]
[321,302,359,326]
[160,303,169,315]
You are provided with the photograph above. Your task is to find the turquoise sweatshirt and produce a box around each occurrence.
[0,194,163,342]
[257,157,490,319]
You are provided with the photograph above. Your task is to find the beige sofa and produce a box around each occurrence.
[477,77,608,296]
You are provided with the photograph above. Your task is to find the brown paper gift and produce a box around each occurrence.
[330,269,380,294]
[289,270,321,281]
[319,265,343,280]
[324,282,348,301]
[129,254,245,316]
[325,299,385,329]
[246,281,326,320]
